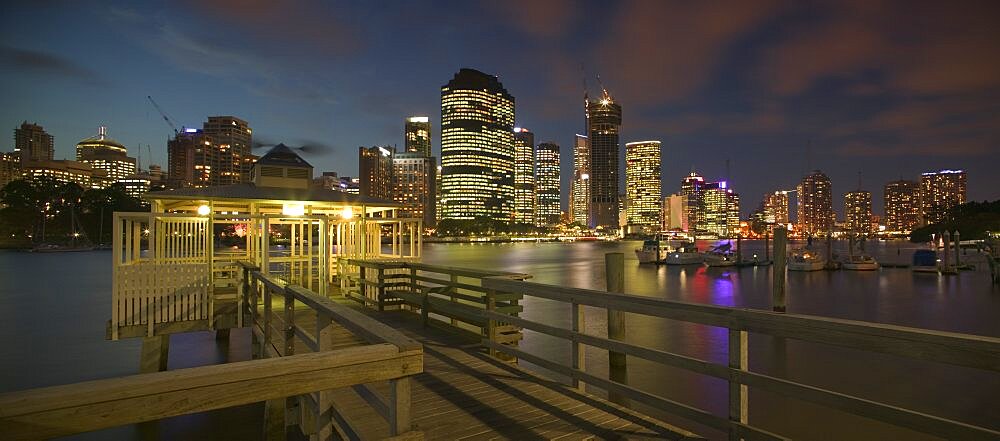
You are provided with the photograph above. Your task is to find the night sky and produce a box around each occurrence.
[2,0,998,217]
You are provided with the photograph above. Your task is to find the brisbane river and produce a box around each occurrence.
[1,240,997,440]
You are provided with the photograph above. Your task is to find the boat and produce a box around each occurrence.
[911,249,939,273]
[635,238,679,264]
[787,248,826,271]
[29,204,94,253]
[664,242,704,265]
[702,242,737,267]
[842,254,879,271]
[30,243,95,253]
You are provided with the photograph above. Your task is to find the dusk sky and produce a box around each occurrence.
[2,0,998,217]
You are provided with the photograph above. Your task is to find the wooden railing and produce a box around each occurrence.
[480,276,1000,441]
[239,262,423,440]
[344,260,530,347]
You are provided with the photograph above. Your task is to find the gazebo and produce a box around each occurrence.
[110,144,421,340]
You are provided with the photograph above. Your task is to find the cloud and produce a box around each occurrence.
[0,44,105,85]
[486,0,578,39]
[836,138,994,157]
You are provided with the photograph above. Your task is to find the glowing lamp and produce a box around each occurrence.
[197,205,211,216]
[282,203,305,216]
[341,206,354,219]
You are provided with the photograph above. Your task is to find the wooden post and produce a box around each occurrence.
[315,313,335,441]
[605,252,628,407]
[943,230,952,273]
[486,289,498,358]
[736,235,743,264]
[263,283,273,357]
[139,335,169,373]
[388,377,412,436]
[764,230,770,262]
[954,230,961,267]
[263,397,287,441]
[571,301,585,391]
[284,288,295,357]
[728,329,748,440]
[772,227,787,313]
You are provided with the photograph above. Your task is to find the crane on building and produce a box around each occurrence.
[147,95,179,136]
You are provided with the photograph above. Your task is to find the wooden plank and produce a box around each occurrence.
[285,285,421,352]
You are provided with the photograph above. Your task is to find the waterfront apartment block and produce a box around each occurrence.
[844,190,873,235]
[203,116,255,185]
[797,170,834,235]
[440,68,515,223]
[359,145,395,200]
[919,169,967,225]
[535,141,561,227]
[625,141,661,234]
[513,127,536,225]
[884,179,920,233]
[763,191,790,226]
[392,152,437,227]
[14,121,54,163]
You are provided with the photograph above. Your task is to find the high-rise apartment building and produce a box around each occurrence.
[884,180,920,233]
[586,89,622,230]
[797,170,834,235]
[404,117,432,157]
[513,128,536,225]
[440,68,515,223]
[167,129,213,188]
[76,126,136,187]
[535,141,561,227]
[680,172,705,232]
[14,121,54,163]
[570,134,590,226]
[919,170,967,225]
[359,145,395,200]
[701,181,739,237]
[844,191,873,235]
[202,116,254,185]
[763,191,790,226]
[624,141,661,233]
[393,152,437,227]
[0,152,21,190]
[662,194,687,231]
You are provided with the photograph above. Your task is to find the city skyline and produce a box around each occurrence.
[2,1,998,217]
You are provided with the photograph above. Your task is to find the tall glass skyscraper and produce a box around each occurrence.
[535,141,561,227]
[586,89,622,230]
[570,134,590,226]
[513,127,536,225]
[404,116,432,157]
[440,68,515,223]
[625,141,661,233]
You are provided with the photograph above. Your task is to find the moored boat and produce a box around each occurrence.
[842,254,879,271]
[635,238,679,264]
[911,249,939,273]
[787,248,826,271]
[702,242,737,267]
[664,242,703,265]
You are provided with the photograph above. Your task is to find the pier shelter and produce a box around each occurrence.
[109,145,421,342]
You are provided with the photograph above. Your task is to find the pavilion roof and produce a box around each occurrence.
[145,183,399,207]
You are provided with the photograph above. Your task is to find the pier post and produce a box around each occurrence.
[954,230,961,267]
[736,235,742,264]
[826,233,834,269]
[139,335,169,373]
[772,227,787,313]
[605,253,629,407]
[764,230,770,261]
[943,230,952,274]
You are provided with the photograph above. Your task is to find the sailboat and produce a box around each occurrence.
[702,242,737,267]
[31,203,94,252]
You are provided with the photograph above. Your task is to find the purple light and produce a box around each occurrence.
[719,181,727,189]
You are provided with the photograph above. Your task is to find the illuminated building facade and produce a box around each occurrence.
[23,160,102,188]
[513,127,535,225]
[763,191,790,226]
[586,89,622,230]
[535,141,560,227]
[884,180,919,233]
[404,117,432,157]
[167,129,213,188]
[440,68,515,223]
[796,170,834,235]
[662,194,687,231]
[359,145,395,200]
[14,121,54,163]
[844,191,873,235]
[0,152,21,190]
[701,181,739,237]
[625,141,661,233]
[203,116,254,185]
[919,170,967,224]
[393,152,437,226]
[680,172,705,232]
[570,134,590,226]
[76,126,136,187]
[313,171,341,190]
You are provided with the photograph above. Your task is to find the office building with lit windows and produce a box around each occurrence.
[919,170,966,225]
[404,117,432,157]
[624,141,661,233]
[701,181,739,237]
[535,141,560,227]
[359,145,395,200]
[763,191,790,226]
[14,121,54,163]
[570,134,590,226]
[797,170,834,235]
[76,126,136,188]
[586,89,622,230]
[884,180,920,233]
[23,159,103,189]
[513,127,536,225]
[1,152,21,190]
[844,191,873,235]
[662,194,687,232]
[167,128,213,188]
[203,116,255,185]
[393,152,437,227]
[680,172,705,232]
[439,68,515,223]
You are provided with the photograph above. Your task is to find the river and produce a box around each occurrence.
[1,240,997,440]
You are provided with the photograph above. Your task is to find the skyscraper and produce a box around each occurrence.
[884,180,919,233]
[393,152,437,227]
[0,152,21,191]
[76,126,136,187]
[535,141,561,227]
[586,89,622,230]
[701,181,739,237]
[680,172,705,232]
[624,141,661,233]
[167,128,213,188]
[359,145,395,200]
[797,170,834,235]
[404,116,432,157]
[844,191,873,235]
[14,121,54,163]
[440,68,515,223]
[202,116,254,185]
[763,191,790,226]
[919,170,967,225]
[662,194,687,231]
[570,134,590,226]
[513,128,536,225]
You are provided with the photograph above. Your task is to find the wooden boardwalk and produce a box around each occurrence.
[278,300,698,440]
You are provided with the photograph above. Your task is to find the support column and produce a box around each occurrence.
[605,252,628,407]
[140,335,170,373]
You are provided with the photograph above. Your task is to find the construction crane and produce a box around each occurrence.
[147,95,179,136]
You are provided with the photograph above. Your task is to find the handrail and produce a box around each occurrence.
[480,276,1000,441]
